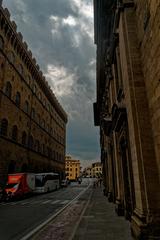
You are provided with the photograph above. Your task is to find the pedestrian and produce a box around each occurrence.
[99,178,102,187]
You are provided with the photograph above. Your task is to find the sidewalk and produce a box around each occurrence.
[72,186,133,240]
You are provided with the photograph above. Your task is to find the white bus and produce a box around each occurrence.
[34,173,60,193]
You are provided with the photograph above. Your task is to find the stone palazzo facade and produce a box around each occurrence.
[0,1,67,185]
[93,0,160,239]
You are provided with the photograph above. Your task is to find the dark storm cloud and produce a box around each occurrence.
[3,0,100,166]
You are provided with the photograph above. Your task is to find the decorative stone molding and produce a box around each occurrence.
[17,32,23,41]
[4,8,10,19]
[36,64,40,70]
[23,41,28,50]
[28,50,32,57]
[11,21,17,31]
[32,58,36,64]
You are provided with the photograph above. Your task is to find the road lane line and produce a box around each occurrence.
[20,182,92,240]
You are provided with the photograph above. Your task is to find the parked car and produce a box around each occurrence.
[61,179,68,187]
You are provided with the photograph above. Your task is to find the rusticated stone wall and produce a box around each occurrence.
[0,2,67,185]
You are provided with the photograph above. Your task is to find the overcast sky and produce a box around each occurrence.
[3,0,100,168]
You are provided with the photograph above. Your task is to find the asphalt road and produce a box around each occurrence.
[0,179,91,240]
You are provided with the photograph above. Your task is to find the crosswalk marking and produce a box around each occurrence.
[60,200,69,204]
[41,200,52,204]
[10,202,17,205]
[21,201,30,205]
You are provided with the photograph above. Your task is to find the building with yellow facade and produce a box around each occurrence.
[0,2,67,185]
[83,162,102,178]
[65,156,80,181]
[92,162,102,178]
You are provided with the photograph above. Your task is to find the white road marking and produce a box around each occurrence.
[20,182,92,240]
[60,200,70,204]
[21,201,30,205]
[41,200,52,204]
[51,200,60,204]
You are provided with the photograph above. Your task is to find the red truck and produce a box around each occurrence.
[4,173,35,200]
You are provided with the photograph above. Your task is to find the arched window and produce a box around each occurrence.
[28,135,34,149]
[35,140,40,152]
[26,75,30,85]
[0,35,4,49]
[31,108,35,119]
[18,64,23,75]
[41,119,45,128]
[38,92,42,101]
[5,81,12,98]
[46,124,49,132]
[15,92,21,107]
[24,100,29,113]
[12,125,18,141]
[33,84,36,94]
[37,114,40,125]
[22,131,27,145]
[8,51,15,63]
[0,118,8,136]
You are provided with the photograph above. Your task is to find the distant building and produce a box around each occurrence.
[92,162,102,178]
[0,2,67,185]
[83,162,102,178]
[83,166,92,178]
[65,156,80,181]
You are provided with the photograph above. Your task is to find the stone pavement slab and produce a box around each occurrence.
[72,186,133,240]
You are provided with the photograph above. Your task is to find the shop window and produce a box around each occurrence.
[0,118,8,136]
[15,92,21,107]
[5,81,12,98]
[12,125,18,141]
